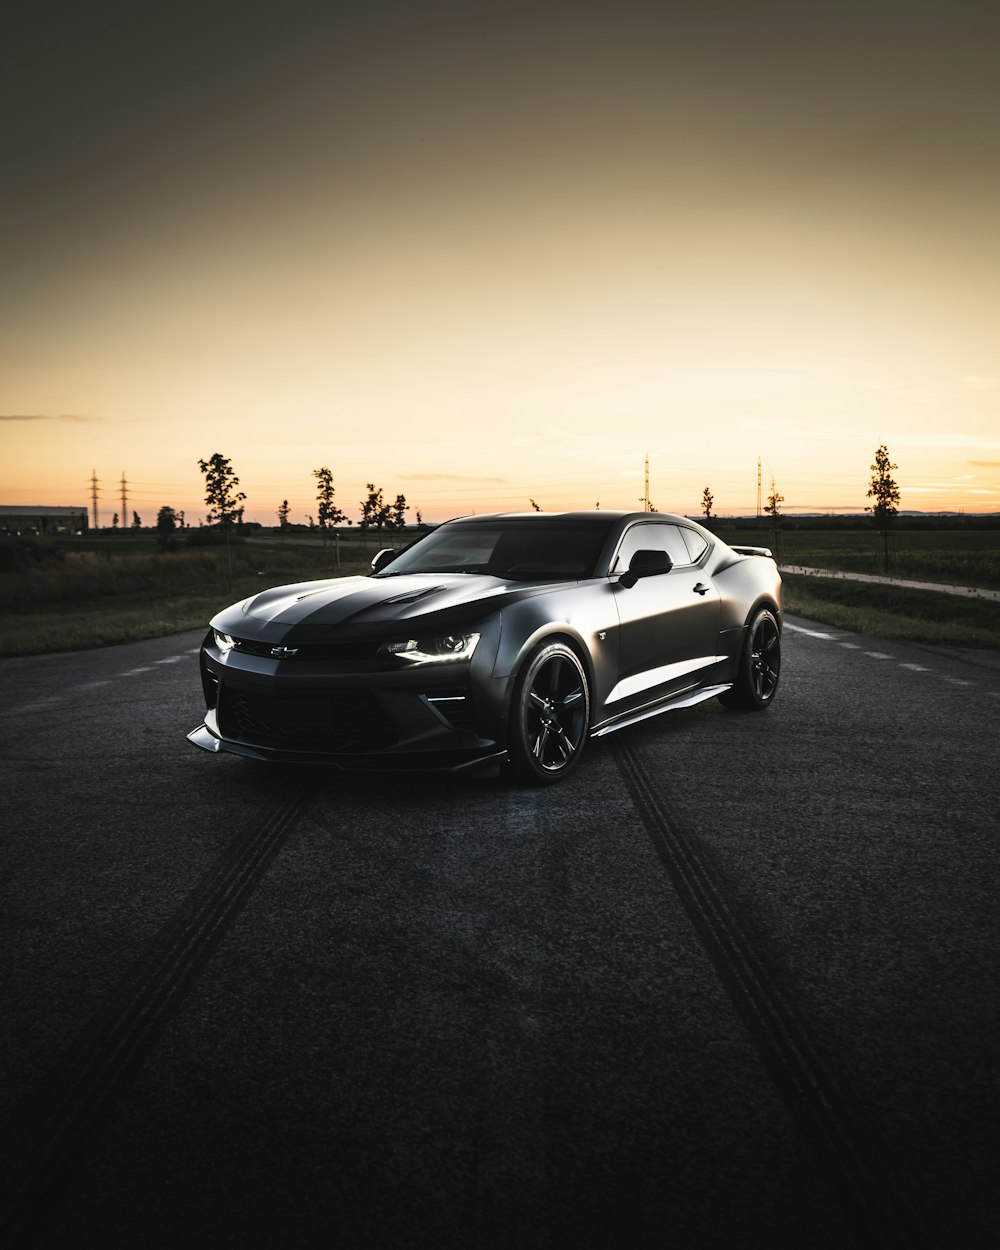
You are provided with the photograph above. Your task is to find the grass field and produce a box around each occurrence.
[0,537,373,656]
[1,524,998,656]
[720,523,1000,589]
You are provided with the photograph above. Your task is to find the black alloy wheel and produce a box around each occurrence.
[508,642,590,784]
[720,607,781,710]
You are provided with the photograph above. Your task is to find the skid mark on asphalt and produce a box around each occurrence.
[614,738,944,1250]
[0,773,323,1246]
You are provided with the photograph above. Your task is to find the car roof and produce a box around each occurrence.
[443,510,698,526]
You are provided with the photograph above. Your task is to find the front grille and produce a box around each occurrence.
[229,636,380,662]
[217,686,398,753]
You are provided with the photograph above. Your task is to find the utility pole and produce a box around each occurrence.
[756,457,762,518]
[120,472,128,531]
[90,470,100,531]
[643,452,650,511]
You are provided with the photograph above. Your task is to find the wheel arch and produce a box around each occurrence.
[497,625,597,729]
[744,593,782,631]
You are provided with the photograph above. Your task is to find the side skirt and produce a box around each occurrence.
[590,683,732,739]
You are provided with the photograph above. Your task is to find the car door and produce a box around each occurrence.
[608,521,722,712]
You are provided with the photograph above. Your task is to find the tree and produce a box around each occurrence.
[866,444,900,524]
[112,512,119,529]
[156,506,179,549]
[763,477,783,554]
[529,498,542,511]
[701,487,714,520]
[390,493,409,531]
[313,467,347,565]
[198,453,246,529]
[277,499,290,530]
[313,468,347,529]
[866,444,900,571]
[359,484,389,546]
[415,508,424,528]
[198,452,246,585]
[131,510,142,529]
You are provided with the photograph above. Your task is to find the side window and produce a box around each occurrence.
[679,528,709,563]
[610,523,692,574]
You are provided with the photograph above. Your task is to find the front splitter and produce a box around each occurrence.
[187,721,507,774]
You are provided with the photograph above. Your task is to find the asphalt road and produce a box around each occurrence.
[1,619,998,1249]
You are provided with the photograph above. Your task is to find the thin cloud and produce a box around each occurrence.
[0,413,101,423]
[959,375,1000,391]
[969,460,1000,468]
[893,432,1000,452]
[402,473,509,483]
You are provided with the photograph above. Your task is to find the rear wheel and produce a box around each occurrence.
[719,608,781,710]
[508,642,590,784]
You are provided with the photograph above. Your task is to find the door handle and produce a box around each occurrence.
[692,582,709,596]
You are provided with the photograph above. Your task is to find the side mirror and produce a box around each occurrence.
[619,549,672,589]
[371,548,397,574]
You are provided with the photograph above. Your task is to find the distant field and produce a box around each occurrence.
[1,524,998,656]
[0,538,373,656]
[720,523,1000,590]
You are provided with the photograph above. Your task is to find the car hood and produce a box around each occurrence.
[212,573,557,639]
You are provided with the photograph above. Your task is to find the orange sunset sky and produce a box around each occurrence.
[2,1,999,524]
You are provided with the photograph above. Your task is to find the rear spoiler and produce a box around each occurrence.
[730,545,773,558]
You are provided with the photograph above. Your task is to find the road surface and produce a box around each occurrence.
[1,619,998,1248]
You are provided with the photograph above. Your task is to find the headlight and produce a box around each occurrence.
[214,630,237,653]
[378,632,480,664]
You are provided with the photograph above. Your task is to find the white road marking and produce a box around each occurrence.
[120,667,155,676]
[78,680,112,690]
[155,656,185,665]
[786,622,997,691]
[783,623,837,639]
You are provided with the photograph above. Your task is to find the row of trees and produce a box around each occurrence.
[196,453,422,546]
[198,447,901,534]
[697,445,900,525]
[697,445,901,568]
[193,445,902,566]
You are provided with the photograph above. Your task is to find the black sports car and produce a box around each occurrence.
[188,511,782,784]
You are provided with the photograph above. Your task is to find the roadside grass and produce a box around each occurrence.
[781,573,1000,649]
[722,524,1000,589]
[0,544,371,657]
[3,528,999,656]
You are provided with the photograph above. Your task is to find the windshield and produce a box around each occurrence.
[378,521,611,581]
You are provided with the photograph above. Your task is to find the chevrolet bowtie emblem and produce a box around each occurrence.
[270,646,299,657]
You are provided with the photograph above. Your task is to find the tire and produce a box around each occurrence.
[719,607,781,710]
[507,642,590,785]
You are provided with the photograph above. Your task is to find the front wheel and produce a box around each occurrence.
[719,608,781,710]
[508,642,590,785]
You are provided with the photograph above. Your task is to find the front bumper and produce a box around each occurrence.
[188,634,509,773]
